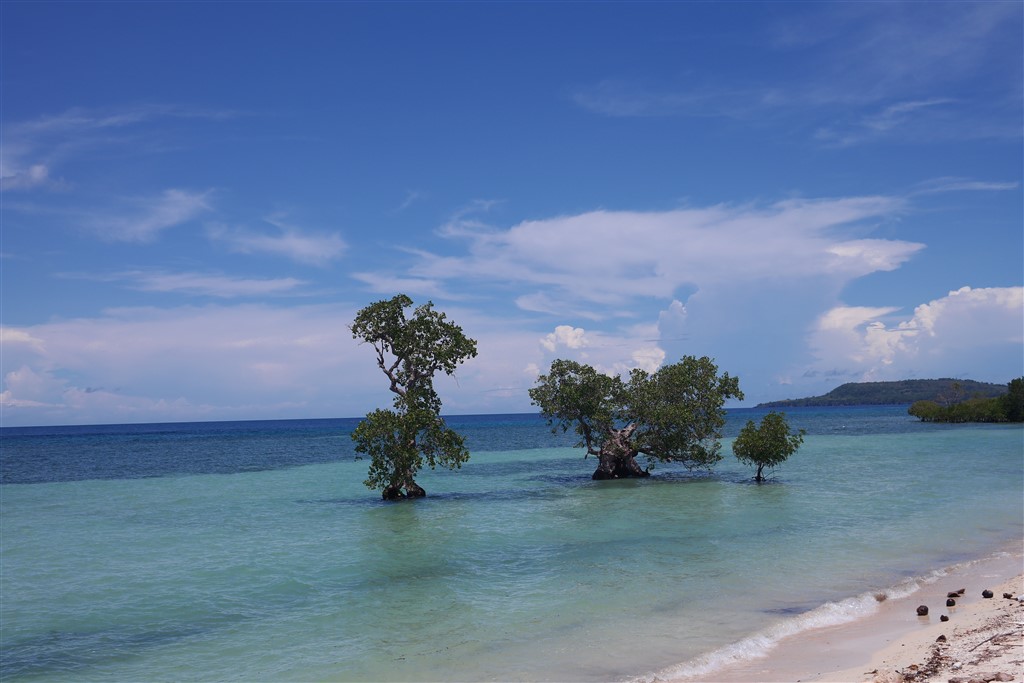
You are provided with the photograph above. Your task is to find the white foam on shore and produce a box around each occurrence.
[629,566,963,683]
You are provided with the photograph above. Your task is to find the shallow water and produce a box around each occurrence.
[2,407,1021,681]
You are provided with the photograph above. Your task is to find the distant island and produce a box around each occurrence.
[758,378,1008,408]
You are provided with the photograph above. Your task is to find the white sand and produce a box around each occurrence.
[664,549,1023,683]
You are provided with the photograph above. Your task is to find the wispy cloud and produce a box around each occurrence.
[1,104,239,192]
[207,215,346,267]
[814,98,960,147]
[569,80,749,119]
[86,189,212,242]
[911,177,1020,196]
[401,195,918,316]
[64,270,308,298]
[393,190,428,213]
[349,272,460,301]
[572,3,1021,146]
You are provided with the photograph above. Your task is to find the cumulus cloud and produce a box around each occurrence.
[207,216,346,266]
[534,324,667,379]
[808,286,1024,381]
[540,325,589,352]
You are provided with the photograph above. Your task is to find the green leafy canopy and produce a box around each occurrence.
[350,295,477,497]
[528,356,743,470]
[732,411,805,480]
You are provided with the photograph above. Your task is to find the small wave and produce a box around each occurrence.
[627,551,1024,683]
[629,571,951,683]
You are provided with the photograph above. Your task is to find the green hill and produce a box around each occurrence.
[758,378,1008,408]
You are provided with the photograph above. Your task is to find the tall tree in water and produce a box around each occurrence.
[529,356,742,479]
[351,294,478,500]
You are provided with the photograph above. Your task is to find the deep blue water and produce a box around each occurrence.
[1,406,946,485]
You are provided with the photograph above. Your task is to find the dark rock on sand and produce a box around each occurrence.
[982,589,994,598]
[916,605,929,616]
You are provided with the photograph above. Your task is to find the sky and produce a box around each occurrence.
[2,1,1022,427]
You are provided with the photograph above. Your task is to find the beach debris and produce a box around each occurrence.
[947,591,961,598]
[956,587,966,596]
[981,589,994,598]
[940,615,950,622]
[1000,592,1012,599]
[946,598,957,607]
[917,605,930,616]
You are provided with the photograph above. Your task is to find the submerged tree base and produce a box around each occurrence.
[591,455,650,480]
[382,481,427,501]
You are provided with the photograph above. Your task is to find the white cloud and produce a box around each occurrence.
[0,304,379,425]
[815,99,959,147]
[65,270,309,298]
[0,163,50,191]
[573,4,1021,144]
[89,189,212,242]
[540,325,589,352]
[631,346,667,374]
[403,196,918,316]
[911,177,1021,195]
[207,216,346,266]
[1,105,239,193]
[808,287,1024,381]
[350,272,458,300]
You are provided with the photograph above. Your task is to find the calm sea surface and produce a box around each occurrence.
[2,407,1022,682]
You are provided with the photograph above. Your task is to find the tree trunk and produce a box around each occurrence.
[403,479,426,498]
[381,474,427,500]
[755,464,765,483]
[592,427,649,480]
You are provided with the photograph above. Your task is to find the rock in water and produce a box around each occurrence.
[946,598,956,606]
[940,615,950,622]
[916,605,929,616]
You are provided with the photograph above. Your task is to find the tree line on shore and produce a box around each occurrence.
[908,378,1024,423]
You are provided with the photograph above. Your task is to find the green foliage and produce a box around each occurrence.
[732,411,805,482]
[1002,377,1024,422]
[907,378,1024,423]
[908,400,943,421]
[351,295,477,498]
[762,378,1009,408]
[529,355,743,471]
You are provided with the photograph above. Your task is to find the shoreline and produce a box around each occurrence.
[640,544,1023,683]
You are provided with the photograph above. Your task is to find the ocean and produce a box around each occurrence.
[1,407,1021,682]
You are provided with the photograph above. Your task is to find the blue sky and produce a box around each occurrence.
[2,1,1022,427]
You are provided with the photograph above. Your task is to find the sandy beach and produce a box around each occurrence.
[664,549,1023,683]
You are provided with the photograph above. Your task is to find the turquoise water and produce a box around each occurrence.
[1,408,1022,681]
